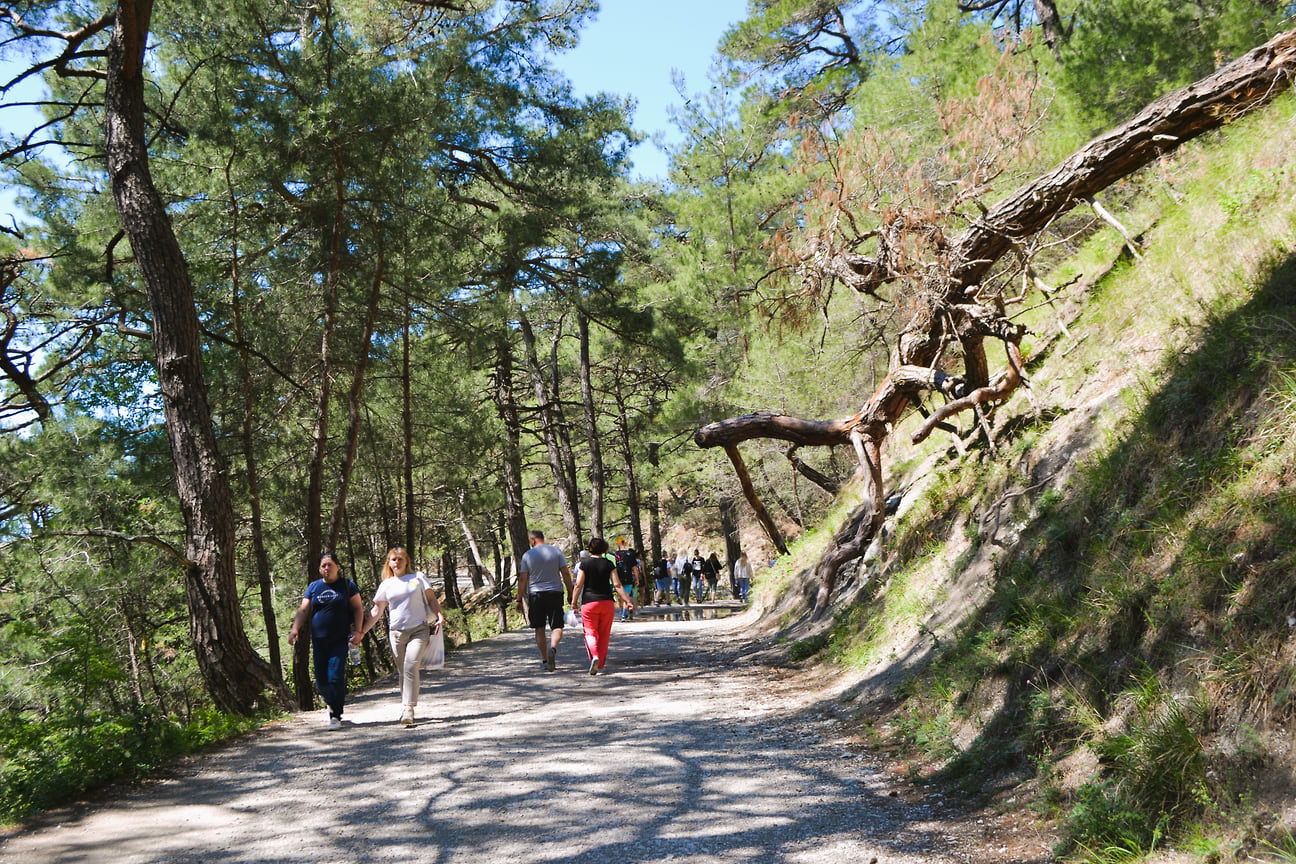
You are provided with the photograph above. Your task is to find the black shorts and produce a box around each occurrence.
[527,590,566,630]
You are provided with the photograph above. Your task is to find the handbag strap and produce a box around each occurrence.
[413,572,436,628]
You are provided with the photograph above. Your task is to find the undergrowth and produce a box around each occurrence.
[0,705,278,823]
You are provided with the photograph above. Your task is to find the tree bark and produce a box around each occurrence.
[519,313,581,552]
[1033,0,1067,59]
[719,496,741,592]
[951,28,1296,294]
[457,495,493,591]
[612,377,646,558]
[325,248,384,548]
[550,323,582,535]
[294,144,347,709]
[227,164,282,684]
[403,298,416,554]
[577,310,606,536]
[493,325,530,598]
[104,0,287,714]
[439,528,460,610]
[647,441,662,565]
[723,445,788,555]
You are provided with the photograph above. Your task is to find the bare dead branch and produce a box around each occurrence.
[723,444,788,555]
[785,446,841,494]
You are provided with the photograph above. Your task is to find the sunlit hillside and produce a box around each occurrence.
[751,89,1296,862]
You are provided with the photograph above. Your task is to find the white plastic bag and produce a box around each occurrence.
[564,608,579,629]
[420,627,445,671]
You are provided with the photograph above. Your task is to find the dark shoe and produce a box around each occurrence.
[546,645,557,672]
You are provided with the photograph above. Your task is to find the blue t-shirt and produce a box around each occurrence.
[304,577,359,641]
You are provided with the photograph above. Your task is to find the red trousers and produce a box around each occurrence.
[580,600,615,668]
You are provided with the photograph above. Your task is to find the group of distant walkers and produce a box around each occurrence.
[651,547,752,606]
[287,531,757,730]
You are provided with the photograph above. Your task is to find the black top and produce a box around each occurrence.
[580,556,617,603]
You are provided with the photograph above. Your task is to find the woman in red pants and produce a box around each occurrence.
[572,537,635,675]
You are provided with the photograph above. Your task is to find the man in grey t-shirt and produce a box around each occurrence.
[516,529,573,671]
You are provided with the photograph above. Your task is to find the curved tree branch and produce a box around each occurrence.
[696,28,1296,620]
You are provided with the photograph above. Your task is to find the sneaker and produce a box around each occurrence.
[546,644,557,672]
[399,706,415,727]
[327,714,342,731]
[589,657,598,676]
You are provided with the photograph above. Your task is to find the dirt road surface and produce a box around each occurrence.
[0,614,1057,863]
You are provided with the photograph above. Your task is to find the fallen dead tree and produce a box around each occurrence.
[696,28,1296,620]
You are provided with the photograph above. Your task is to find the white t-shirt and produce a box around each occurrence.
[374,572,433,631]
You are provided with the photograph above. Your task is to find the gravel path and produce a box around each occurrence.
[0,614,1056,863]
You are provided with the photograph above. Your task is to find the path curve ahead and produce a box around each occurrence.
[0,615,1054,863]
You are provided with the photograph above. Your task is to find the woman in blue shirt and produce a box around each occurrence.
[288,551,364,729]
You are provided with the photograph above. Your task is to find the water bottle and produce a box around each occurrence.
[348,643,361,666]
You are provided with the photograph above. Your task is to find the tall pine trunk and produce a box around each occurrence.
[402,302,416,553]
[325,249,384,548]
[647,442,662,564]
[105,0,287,714]
[577,311,605,536]
[519,313,581,551]
[493,326,530,602]
[612,378,645,563]
[550,324,582,531]
[296,142,348,708]
[720,496,741,592]
[227,165,282,682]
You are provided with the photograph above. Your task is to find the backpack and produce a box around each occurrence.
[614,550,634,584]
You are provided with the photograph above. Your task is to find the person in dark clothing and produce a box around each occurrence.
[704,552,722,600]
[288,551,364,730]
[654,553,672,605]
[573,537,635,674]
[677,553,693,605]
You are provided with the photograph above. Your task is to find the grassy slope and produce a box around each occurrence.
[757,91,1296,861]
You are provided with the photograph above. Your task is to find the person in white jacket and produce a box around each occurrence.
[733,552,754,603]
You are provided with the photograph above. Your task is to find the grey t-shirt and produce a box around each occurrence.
[520,543,567,594]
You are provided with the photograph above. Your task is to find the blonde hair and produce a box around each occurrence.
[382,546,411,580]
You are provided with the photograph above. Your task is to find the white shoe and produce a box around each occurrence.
[399,706,415,727]
[327,714,342,730]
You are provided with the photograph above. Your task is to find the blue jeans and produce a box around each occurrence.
[312,637,349,718]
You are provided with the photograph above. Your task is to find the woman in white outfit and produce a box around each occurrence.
[359,547,444,726]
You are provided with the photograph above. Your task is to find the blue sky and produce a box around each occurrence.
[554,0,750,180]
